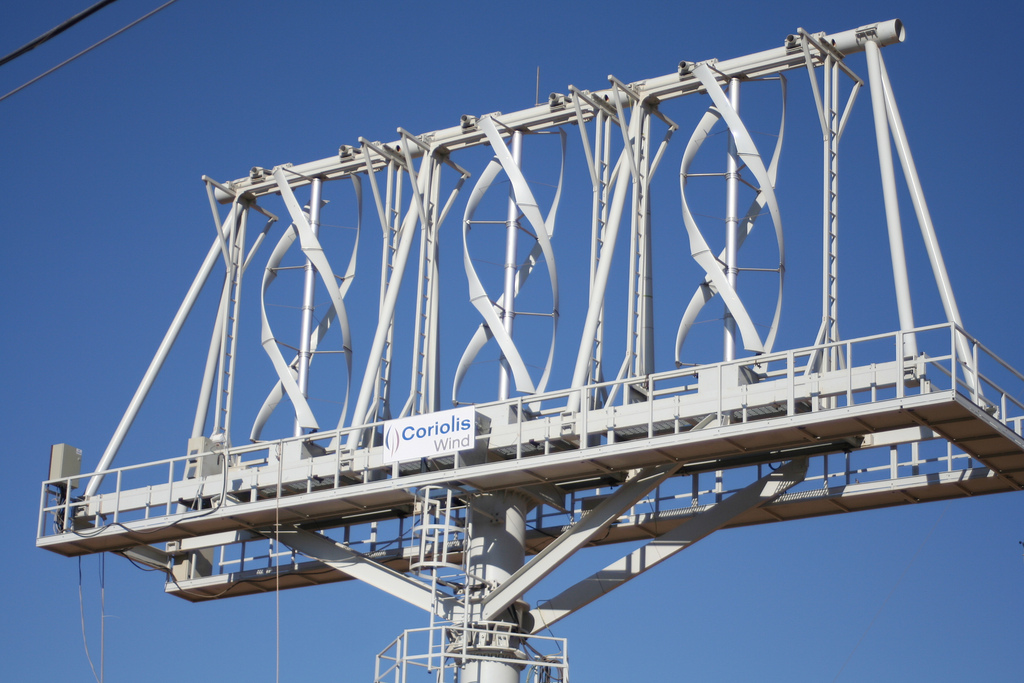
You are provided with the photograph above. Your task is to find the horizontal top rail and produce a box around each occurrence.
[213,21,904,202]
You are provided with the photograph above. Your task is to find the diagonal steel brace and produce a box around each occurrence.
[529,457,808,633]
[278,527,462,622]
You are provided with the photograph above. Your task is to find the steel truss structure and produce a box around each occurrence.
[38,19,1024,682]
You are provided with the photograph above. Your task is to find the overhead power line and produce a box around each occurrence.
[0,0,121,68]
[0,0,180,104]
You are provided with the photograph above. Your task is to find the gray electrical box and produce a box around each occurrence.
[49,443,82,489]
[184,436,220,478]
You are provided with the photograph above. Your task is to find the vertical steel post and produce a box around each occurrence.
[424,160,443,413]
[865,41,917,359]
[295,178,322,436]
[723,79,741,362]
[194,200,249,437]
[222,206,249,446]
[639,109,656,376]
[476,131,526,682]
[499,132,523,401]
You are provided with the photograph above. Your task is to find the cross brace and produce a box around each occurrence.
[277,527,462,622]
[528,457,808,632]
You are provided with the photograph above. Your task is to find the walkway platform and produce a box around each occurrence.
[37,325,1024,595]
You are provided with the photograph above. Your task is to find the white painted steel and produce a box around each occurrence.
[279,527,461,621]
[263,168,355,431]
[220,204,247,446]
[865,40,918,360]
[873,51,974,382]
[348,156,428,433]
[52,322,1024,555]
[84,203,244,497]
[50,20,1020,683]
[373,625,568,683]
[454,119,563,403]
[479,463,682,622]
[677,65,785,358]
[724,78,741,362]
[528,457,808,631]
[499,131,523,401]
[295,178,322,436]
[249,176,361,441]
[463,492,530,683]
[210,21,904,204]
[673,81,786,365]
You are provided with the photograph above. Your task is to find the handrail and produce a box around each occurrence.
[40,322,1023,542]
[45,322,1023,492]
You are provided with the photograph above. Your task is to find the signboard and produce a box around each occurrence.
[382,406,476,463]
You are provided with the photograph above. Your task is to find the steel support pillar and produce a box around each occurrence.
[463,491,530,683]
[295,178,323,436]
[499,132,524,401]
[724,78,741,362]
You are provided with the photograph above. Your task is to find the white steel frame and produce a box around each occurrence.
[37,19,1024,682]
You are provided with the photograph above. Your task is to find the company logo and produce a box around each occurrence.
[382,407,476,463]
[384,425,402,460]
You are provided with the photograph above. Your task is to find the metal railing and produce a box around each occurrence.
[38,323,1024,544]
[374,624,568,683]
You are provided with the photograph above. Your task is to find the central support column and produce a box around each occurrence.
[463,491,530,683]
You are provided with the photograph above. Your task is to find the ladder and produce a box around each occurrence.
[212,205,248,446]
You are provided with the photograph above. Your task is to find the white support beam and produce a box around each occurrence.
[85,203,245,497]
[528,458,808,633]
[118,544,171,572]
[480,462,682,622]
[278,528,461,621]
[214,22,904,203]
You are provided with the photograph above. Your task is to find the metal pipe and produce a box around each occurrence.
[192,272,230,438]
[85,228,231,497]
[223,207,248,446]
[820,59,832,348]
[214,21,905,202]
[876,52,974,376]
[723,79,741,362]
[499,132,523,401]
[639,111,656,375]
[425,162,443,412]
[212,233,234,437]
[569,160,631,405]
[463,492,529,683]
[349,173,424,429]
[828,61,842,369]
[865,40,917,358]
[295,178,323,436]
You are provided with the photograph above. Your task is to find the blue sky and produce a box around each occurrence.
[4,1,1023,681]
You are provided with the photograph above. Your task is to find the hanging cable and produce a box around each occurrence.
[78,557,101,683]
[0,0,181,103]
[275,443,282,683]
[0,0,120,68]
[99,553,106,683]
